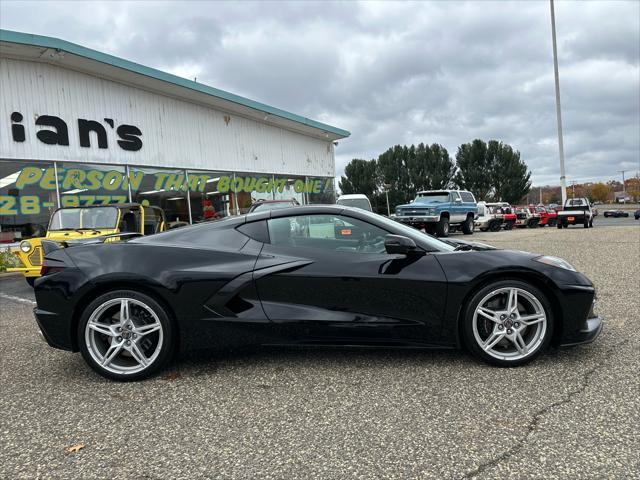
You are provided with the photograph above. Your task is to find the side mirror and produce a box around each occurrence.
[385,234,418,255]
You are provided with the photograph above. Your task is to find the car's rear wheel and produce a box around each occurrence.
[436,217,449,237]
[504,221,514,230]
[489,220,501,232]
[78,290,175,381]
[25,277,35,287]
[462,280,553,367]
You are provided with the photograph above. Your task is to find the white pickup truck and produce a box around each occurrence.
[557,198,594,228]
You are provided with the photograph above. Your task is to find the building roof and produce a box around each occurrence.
[0,29,350,141]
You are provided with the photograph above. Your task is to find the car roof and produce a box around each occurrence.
[337,194,369,200]
[252,199,297,204]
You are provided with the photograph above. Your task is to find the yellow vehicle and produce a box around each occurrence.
[9,203,166,285]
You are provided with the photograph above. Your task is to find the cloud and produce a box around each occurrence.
[1,0,638,186]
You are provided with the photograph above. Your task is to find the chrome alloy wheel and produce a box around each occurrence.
[84,298,164,375]
[472,287,547,361]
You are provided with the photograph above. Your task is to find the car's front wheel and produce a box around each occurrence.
[78,290,175,381]
[462,280,553,367]
[436,217,449,237]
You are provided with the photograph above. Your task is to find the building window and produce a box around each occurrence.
[0,160,57,241]
[186,170,234,222]
[307,176,336,204]
[129,167,190,226]
[58,162,128,208]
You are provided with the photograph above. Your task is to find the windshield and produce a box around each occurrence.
[415,192,449,203]
[337,198,372,211]
[354,209,456,252]
[49,207,119,230]
[251,202,295,212]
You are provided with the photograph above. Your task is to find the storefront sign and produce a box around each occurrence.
[10,112,143,151]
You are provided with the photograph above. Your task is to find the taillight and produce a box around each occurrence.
[40,265,65,276]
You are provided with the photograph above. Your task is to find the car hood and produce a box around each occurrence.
[441,238,497,251]
[396,200,442,208]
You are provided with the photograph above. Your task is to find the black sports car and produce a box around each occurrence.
[603,210,629,218]
[34,206,602,380]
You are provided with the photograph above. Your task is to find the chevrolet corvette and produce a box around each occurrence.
[34,206,602,380]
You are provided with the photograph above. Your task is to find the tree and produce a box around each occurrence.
[454,139,493,200]
[491,142,531,204]
[377,145,414,207]
[590,183,609,203]
[455,139,531,203]
[338,159,378,198]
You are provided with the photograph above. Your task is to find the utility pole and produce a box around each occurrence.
[550,0,567,206]
[384,183,392,217]
[619,170,627,203]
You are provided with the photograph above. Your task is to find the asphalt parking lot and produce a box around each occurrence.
[1,225,639,479]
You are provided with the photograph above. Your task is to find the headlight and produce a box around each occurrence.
[20,240,32,253]
[534,255,576,271]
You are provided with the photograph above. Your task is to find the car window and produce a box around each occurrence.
[415,192,449,203]
[451,192,461,201]
[460,191,475,202]
[267,214,388,253]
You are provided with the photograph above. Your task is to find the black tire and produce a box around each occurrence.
[425,224,436,235]
[25,277,36,287]
[489,220,501,232]
[589,219,593,228]
[504,221,514,230]
[556,222,562,229]
[78,290,175,381]
[436,217,450,237]
[461,215,474,235]
[583,220,589,228]
[462,279,554,367]
[528,219,538,228]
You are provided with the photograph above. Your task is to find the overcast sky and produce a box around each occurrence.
[1,0,638,186]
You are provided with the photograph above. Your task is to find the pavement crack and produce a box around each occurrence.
[459,339,630,480]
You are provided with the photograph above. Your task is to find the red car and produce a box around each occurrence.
[489,202,517,229]
[531,205,557,227]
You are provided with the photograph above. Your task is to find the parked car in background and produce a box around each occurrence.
[634,209,640,220]
[603,210,629,218]
[8,203,166,286]
[395,190,477,237]
[557,198,594,228]
[514,206,541,228]
[336,194,373,212]
[248,199,300,213]
[490,202,517,229]
[533,205,557,227]
[548,203,559,211]
[475,202,504,232]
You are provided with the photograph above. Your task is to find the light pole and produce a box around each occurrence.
[550,0,567,206]
[619,170,628,203]
[384,183,392,217]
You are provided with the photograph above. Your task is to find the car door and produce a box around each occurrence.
[253,213,448,346]
[450,191,464,222]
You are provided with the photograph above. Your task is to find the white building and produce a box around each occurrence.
[0,29,349,241]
